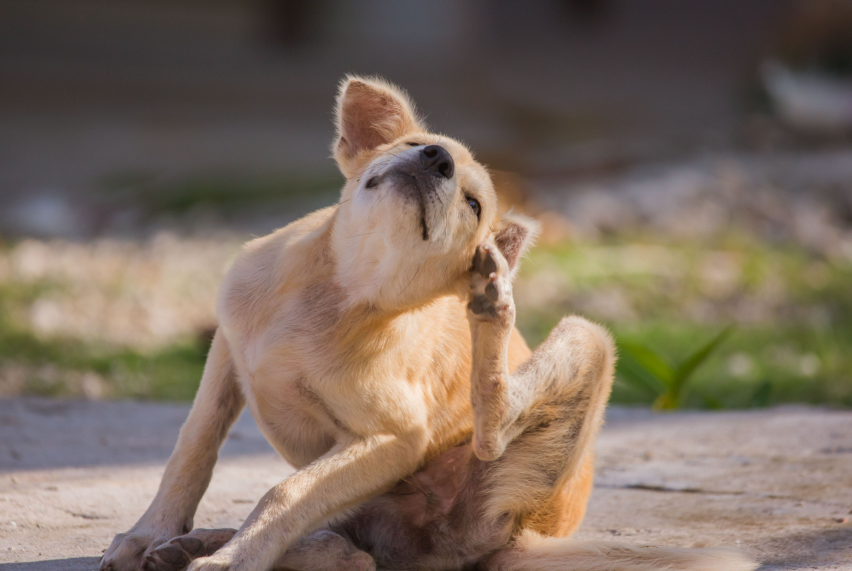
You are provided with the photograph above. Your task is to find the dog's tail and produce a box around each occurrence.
[484,531,760,571]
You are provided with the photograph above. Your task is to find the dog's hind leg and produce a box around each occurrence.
[467,241,615,536]
[145,528,375,571]
[467,242,614,470]
[473,314,616,536]
[466,249,757,569]
[273,529,375,571]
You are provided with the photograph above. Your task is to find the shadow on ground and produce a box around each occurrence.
[0,557,100,570]
[760,527,852,570]
[0,398,273,472]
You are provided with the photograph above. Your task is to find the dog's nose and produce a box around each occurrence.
[420,145,454,179]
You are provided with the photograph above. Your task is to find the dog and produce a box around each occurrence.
[101,76,758,571]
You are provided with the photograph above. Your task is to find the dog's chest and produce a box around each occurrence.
[233,315,427,469]
[222,277,472,468]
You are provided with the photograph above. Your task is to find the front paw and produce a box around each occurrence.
[100,528,174,571]
[468,243,513,321]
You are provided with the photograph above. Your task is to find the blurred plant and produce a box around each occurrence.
[616,327,734,410]
[750,379,773,408]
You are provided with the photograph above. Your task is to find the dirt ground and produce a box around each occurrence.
[0,399,850,570]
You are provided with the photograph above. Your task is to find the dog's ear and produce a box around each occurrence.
[333,75,425,178]
[493,212,540,277]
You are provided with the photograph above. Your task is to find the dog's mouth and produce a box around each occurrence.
[386,169,436,241]
[419,208,429,241]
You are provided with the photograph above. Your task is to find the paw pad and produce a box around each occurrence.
[468,244,512,320]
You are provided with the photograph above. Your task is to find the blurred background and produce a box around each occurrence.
[1,0,851,408]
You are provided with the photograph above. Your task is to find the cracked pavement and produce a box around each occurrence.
[0,399,850,570]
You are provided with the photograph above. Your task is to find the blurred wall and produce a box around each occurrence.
[0,0,791,235]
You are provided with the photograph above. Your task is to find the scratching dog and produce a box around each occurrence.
[101,76,758,571]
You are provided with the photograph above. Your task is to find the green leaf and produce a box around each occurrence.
[618,341,675,388]
[671,326,734,394]
[750,380,772,408]
[653,391,679,410]
[616,358,667,397]
[699,392,724,410]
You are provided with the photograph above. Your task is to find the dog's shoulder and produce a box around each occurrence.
[217,205,337,328]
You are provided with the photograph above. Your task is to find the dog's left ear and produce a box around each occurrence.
[493,212,540,278]
[333,75,425,178]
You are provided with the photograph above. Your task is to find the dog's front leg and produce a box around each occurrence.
[101,329,244,571]
[187,431,426,571]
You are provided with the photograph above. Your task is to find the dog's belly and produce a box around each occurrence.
[338,444,512,570]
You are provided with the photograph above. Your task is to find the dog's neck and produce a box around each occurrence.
[329,207,466,313]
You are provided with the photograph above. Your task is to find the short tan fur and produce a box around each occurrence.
[102,76,758,571]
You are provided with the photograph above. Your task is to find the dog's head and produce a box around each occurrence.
[330,76,538,309]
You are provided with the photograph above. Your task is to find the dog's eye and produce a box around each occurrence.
[365,176,379,189]
[466,197,481,219]
[407,142,422,147]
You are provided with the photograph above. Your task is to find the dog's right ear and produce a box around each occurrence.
[333,75,425,178]
[493,212,540,279]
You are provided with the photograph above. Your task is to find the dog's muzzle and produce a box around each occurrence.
[386,145,455,241]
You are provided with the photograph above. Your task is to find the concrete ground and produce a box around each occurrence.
[0,399,850,570]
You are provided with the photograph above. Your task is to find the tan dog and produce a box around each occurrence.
[101,77,758,571]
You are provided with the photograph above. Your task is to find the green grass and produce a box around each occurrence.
[618,326,734,410]
[0,324,207,401]
[1,229,850,408]
[516,235,852,409]
[519,314,852,410]
[0,282,207,400]
[609,322,852,408]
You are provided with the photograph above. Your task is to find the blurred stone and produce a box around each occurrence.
[529,148,852,257]
[1,194,86,239]
[727,353,755,379]
[1,233,243,350]
[762,61,852,131]
[699,252,742,299]
[798,353,821,377]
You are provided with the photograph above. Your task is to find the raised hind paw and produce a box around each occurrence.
[144,529,236,571]
[468,243,513,321]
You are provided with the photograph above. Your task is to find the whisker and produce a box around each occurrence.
[368,193,380,219]
[399,264,421,296]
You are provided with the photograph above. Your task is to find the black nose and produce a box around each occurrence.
[420,145,454,179]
